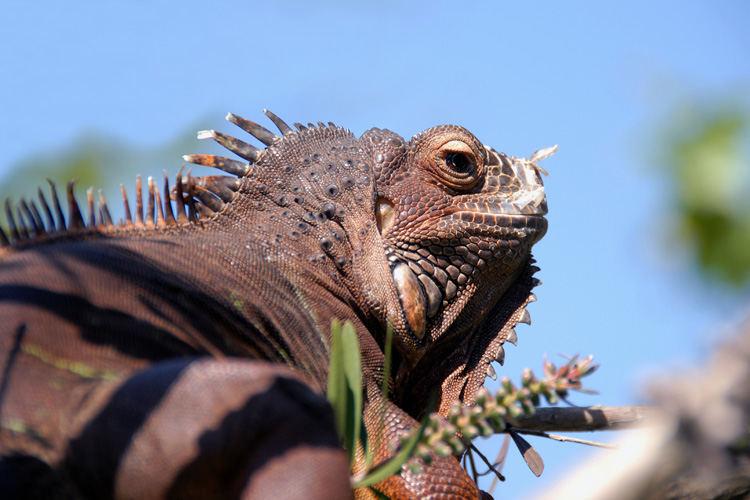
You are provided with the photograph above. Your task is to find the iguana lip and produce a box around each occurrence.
[448,211,548,231]
[448,195,548,218]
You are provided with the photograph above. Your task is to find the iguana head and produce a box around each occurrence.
[182,113,551,415]
[363,125,550,413]
[366,125,547,342]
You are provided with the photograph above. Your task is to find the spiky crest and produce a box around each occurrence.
[0,110,298,248]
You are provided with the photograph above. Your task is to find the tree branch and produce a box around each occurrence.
[511,405,657,432]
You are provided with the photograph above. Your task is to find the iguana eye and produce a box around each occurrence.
[445,152,475,174]
[412,128,485,191]
[433,139,483,190]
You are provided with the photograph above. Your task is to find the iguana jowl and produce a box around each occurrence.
[0,110,548,499]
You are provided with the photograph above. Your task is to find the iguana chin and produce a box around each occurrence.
[0,110,548,499]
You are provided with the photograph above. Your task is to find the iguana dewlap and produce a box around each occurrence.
[0,111,548,499]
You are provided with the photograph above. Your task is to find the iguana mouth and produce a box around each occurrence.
[448,211,548,232]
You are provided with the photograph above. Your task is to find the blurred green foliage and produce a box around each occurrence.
[1,137,107,205]
[660,101,750,287]
[0,119,216,226]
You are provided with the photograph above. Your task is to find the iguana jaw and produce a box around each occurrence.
[385,213,546,344]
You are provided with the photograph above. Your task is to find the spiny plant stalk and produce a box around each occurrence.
[402,354,599,475]
[327,320,600,491]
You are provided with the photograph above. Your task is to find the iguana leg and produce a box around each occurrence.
[355,381,488,500]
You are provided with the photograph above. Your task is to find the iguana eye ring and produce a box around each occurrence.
[433,139,484,191]
[412,128,485,191]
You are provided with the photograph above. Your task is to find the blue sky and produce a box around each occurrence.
[2,1,748,497]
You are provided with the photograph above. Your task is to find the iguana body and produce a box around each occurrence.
[0,111,548,499]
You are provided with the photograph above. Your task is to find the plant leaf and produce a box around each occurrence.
[340,321,363,465]
[352,416,429,489]
[509,431,544,477]
[327,320,347,445]
[327,319,363,464]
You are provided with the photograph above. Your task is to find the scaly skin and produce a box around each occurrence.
[0,111,548,499]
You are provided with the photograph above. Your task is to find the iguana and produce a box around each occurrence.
[0,110,549,499]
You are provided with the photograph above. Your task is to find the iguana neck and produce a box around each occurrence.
[3,218,381,391]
